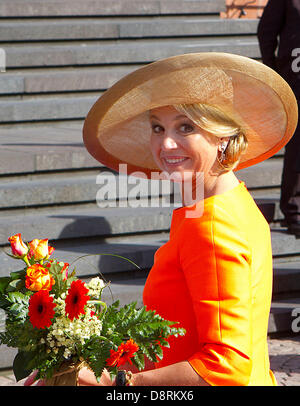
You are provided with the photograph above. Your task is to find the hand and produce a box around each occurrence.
[24,367,113,386]
[77,367,114,386]
[24,370,45,386]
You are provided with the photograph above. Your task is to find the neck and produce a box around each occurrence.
[180,170,240,207]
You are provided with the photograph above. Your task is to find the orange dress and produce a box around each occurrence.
[143,181,277,386]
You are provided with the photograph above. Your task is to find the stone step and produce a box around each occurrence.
[0,17,258,42]
[0,94,98,123]
[0,232,168,277]
[0,0,226,18]
[0,197,283,246]
[271,227,300,257]
[250,188,284,223]
[237,159,283,189]
[0,158,283,208]
[0,206,174,246]
[0,66,141,95]
[121,17,258,39]
[0,169,178,209]
[3,37,260,70]
[1,230,299,286]
[269,298,300,335]
[0,201,298,261]
[0,122,98,174]
[271,228,300,258]
[257,197,283,223]
[0,170,102,208]
[256,199,276,224]
[273,261,300,299]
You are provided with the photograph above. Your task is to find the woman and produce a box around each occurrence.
[27,52,298,386]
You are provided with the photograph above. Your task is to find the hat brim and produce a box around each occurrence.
[83,52,298,178]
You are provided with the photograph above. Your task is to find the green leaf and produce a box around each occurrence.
[133,351,145,371]
[13,351,33,381]
[0,296,10,309]
[153,343,163,360]
[7,291,28,304]
[82,338,112,380]
[0,277,10,294]
[10,269,26,281]
[10,303,23,313]
[6,279,24,292]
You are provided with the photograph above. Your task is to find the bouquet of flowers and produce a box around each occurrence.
[0,234,185,385]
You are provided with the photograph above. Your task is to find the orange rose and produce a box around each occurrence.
[47,245,55,258]
[28,238,50,261]
[25,264,55,292]
[8,233,29,257]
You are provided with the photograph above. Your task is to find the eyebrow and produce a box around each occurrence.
[149,114,188,121]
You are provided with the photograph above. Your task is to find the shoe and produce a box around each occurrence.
[287,221,300,236]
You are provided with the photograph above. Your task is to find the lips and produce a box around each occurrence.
[162,156,189,165]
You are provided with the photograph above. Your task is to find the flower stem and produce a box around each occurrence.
[88,300,107,318]
[23,255,30,267]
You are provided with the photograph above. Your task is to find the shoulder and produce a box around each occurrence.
[178,200,247,240]
[177,200,253,278]
[177,200,252,259]
[175,183,270,261]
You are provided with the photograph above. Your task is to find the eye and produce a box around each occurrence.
[151,123,164,134]
[179,123,194,133]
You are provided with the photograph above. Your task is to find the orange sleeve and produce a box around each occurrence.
[179,204,253,386]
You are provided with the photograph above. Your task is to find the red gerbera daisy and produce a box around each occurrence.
[28,290,56,329]
[65,279,90,320]
[106,339,139,367]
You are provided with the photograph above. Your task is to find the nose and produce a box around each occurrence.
[161,134,178,150]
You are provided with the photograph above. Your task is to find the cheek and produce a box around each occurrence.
[189,138,218,168]
[150,134,157,155]
[150,135,161,163]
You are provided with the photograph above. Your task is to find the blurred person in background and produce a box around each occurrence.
[258,0,300,235]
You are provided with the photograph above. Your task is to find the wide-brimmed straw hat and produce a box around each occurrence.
[83,52,298,178]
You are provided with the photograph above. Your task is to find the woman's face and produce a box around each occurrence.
[149,105,221,182]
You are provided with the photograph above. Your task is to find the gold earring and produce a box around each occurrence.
[219,143,227,162]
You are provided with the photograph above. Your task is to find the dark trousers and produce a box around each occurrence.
[280,114,300,223]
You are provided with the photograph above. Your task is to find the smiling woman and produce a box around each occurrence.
[149,105,242,205]
[79,52,299,386]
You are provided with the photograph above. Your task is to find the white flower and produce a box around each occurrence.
[63,349,72,359]
[46,310,102,357]
[87,277,105,298]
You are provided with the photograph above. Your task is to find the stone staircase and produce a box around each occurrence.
[0,0,299,369]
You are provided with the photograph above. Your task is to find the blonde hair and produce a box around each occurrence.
[174,103,248,171]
